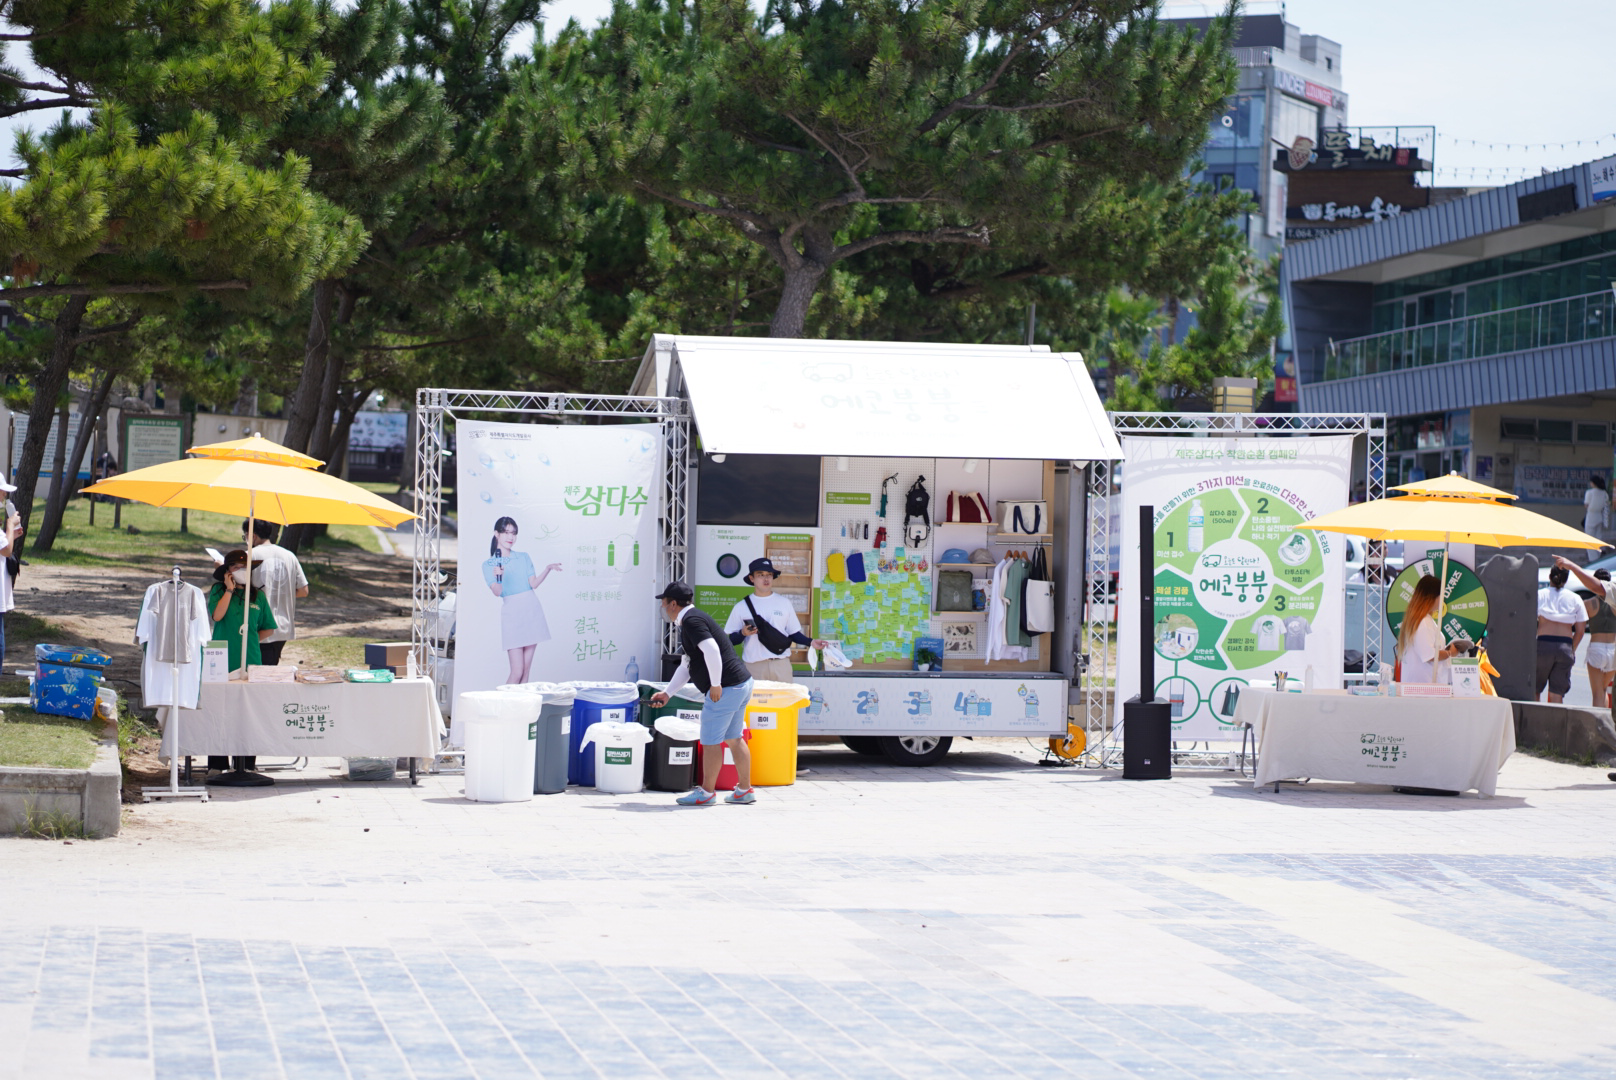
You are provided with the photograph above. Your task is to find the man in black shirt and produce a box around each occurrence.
[649,581,756,805]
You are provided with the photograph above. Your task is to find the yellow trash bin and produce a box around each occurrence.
[745,682,810,787]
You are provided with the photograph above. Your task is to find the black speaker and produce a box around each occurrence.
[1122,698,1172,780]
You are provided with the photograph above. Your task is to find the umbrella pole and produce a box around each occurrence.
[242,493,254,682]
[1439,536,1450,624]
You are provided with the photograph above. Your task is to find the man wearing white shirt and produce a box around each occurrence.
[242,520,309,665]
[723,558,826,684]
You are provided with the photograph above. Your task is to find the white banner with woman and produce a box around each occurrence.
[455,421,663,691]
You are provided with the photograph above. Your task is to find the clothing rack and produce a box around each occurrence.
[143,565,209,802]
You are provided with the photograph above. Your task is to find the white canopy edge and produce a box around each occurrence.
[636,334,1120,462]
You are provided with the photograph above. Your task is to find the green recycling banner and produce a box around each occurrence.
[1117,436,1355,739]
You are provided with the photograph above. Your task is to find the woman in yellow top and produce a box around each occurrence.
[209,548,277,673]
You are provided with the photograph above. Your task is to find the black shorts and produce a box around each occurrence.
[1536,637,1575,696]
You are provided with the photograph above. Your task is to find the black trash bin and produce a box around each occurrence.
[534,689,575,795]
[645,716,699,792]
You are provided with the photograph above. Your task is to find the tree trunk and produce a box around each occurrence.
[48,396,68,518]
[13,295,89,537]
[398,407,418,497]
[283,278,338,453]
[769,262,827,338]
[35,368,117,553]
[233,373,259,417]
[327,386,369,482]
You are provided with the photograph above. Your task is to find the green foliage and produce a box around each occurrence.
[1105,255,1285,411]
[527,0,1245,336]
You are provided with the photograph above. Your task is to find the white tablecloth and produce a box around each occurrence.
[159,678,444,759]
[1235,689,1515,795]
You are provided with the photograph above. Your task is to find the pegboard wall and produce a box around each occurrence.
[816,457,1043,663]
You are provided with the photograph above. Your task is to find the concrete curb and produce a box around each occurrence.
[1513,701,1616,766]
[0,739,122,838]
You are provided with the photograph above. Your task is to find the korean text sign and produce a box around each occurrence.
[455,421,662,692]
[1115,436,1352,740]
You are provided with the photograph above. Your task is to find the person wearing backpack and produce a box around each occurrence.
[723,558,826,683]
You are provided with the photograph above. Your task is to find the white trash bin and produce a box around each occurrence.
[459,690,540,802]
[579,721,653,794]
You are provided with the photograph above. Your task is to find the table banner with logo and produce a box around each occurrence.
[161,679,443,757]
[1116,436,1353,740]
[455,420,662,692]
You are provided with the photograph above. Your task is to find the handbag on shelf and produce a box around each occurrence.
[945,491,992,524]
[998,500,1046,535]
[937,570,975,612]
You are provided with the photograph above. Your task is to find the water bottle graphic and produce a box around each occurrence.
[607,540,616,567]
[624,656,639,682]
[632,540,639,566]
[1188,499,1205,553]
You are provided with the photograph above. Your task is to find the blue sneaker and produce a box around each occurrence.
[725,787,757,805]
[676,788,716,806]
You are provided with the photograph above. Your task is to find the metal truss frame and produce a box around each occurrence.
[411,388,692,675]
[1077,411,1387,769]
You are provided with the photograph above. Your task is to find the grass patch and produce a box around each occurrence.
[284,635,367,669]
[5,611,66,643]
[19,801,87,840]
[23,496,383,565]
[0,704,100,769]
[1518,743,1603,768]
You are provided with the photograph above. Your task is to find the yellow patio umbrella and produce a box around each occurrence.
[84,456,414,680]
[1391,474,1517,502]
[188,433,324,469]
[1296,473,1603,627]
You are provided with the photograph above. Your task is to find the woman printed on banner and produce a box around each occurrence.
[1395,575,1463,686]
[484,516,562,684]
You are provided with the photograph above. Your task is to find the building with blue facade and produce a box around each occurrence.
[1284,158,1616,524]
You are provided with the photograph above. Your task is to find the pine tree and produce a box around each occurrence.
[0,0,366,544]
[526,0,1243,337]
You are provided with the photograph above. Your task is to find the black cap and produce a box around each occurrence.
[654,581,693,605]
[744,557,780,584]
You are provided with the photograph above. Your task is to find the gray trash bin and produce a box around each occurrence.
[501,683,577,795]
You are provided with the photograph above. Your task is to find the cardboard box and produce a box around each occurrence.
[365,641,413,673]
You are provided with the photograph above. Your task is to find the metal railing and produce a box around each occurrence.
[1318,288,1616,383]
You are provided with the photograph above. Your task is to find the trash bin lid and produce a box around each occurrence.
[566,681,639,705]
[580,720,654,747]
[653,716,701,742]
[497,681,577,706]
[749,681,811,707]
[456,690,541,725]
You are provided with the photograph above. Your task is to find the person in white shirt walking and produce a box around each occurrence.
[723,558,825,683]
[1584,476,1611,560]
[1536,563,1586,703]
[242,519,309,666]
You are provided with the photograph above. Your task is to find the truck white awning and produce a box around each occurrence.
[665,337,1120,461]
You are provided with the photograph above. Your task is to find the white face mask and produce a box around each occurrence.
[231,568,250,585]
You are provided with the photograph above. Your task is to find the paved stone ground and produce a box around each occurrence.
[4,739,1616,1080]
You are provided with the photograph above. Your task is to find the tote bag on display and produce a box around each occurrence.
[1022,548,1054,633]
[998,501,1046,535]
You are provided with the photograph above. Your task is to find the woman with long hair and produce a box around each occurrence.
[482,516,562,683]
[1397,575,1461,685]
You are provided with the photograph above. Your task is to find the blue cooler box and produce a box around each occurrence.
[33,644,112,720]
[564,682,639,786]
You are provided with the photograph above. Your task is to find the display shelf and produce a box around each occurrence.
[989,533,1052,543]
[937,562,995,569]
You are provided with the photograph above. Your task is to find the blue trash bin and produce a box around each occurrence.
[563,682,639,786]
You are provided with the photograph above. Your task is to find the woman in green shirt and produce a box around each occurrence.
[209,549,277,672]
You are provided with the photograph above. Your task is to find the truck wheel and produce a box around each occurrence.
[839,736,884,756]
[879,735,953,766]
